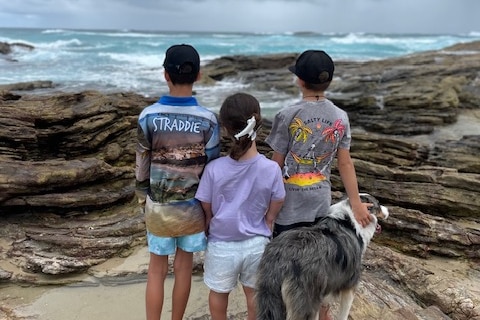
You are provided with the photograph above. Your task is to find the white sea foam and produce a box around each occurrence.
[95,32,180,38]
[212,33,244,38]
[37,38,83,49]
[42,29,68,34]
[2,28,480,114]
[101,52,163,67]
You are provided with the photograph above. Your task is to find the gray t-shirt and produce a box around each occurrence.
[265,99,351,225]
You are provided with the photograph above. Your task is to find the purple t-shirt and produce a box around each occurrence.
[195,153,285,242]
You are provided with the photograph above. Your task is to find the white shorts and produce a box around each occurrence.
[203,236,269,293]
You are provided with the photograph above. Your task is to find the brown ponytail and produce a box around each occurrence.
[219,93,262,161]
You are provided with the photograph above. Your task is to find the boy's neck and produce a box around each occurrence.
[302,89,326,101]
[168,84,194,97]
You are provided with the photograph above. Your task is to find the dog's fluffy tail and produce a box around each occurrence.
[255,255,286,320]
[256,275,320,320]
[255,282,286,320]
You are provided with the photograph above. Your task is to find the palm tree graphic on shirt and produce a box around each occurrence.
[285,117,343,187]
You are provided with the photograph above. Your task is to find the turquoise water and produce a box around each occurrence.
[1,28,479,115]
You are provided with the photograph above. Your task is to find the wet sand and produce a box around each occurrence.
[1,246,247,320]
[10,276,246,320]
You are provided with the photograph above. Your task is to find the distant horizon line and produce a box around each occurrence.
[1,26,479,37]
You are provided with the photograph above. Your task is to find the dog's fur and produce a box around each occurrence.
[255,193,389,320]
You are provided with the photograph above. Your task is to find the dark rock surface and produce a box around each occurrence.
[0,41,34,63]
[0,41,479,319]
[0,41,34,55]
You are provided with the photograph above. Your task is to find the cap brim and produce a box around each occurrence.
[288,65,296,74]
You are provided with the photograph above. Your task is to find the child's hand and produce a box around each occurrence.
[352,202,373,227]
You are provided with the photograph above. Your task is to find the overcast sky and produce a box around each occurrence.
[0,0,479,34]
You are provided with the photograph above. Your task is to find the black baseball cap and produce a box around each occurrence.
[163,44,200,75]
[288,50,334,84]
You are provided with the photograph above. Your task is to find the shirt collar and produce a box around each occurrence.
[159,95,198,106]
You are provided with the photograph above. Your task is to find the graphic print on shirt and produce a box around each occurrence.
[322,119,345,143]
[283,116,345,187]
[149,113,212,203]
[136,100,221,237]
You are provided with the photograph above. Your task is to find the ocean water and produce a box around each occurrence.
[1,28,480,116]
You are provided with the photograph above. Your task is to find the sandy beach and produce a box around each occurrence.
[1,246,247,320]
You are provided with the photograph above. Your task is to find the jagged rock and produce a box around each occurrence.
[0,41,34,63]
[0,91,156,209]
[0,81,54,92]
[430,135,480,173]
[0,41,34,54]
[203,41,480,136]
[356,243,480,320]
[0,268,12,280]
[5,203,145,276]
[344,133,480,218]
[375,206,480,259]
[0,41,11,55]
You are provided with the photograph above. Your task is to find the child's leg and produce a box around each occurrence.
[209,290,229,320]
[145,253,169,320]
[242,285,256,320]
[171,248,194,320]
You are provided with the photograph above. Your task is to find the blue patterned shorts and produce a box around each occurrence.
[147,231,207,255]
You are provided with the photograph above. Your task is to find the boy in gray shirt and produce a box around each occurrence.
[265,49,372,320]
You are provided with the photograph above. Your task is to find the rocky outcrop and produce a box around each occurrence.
[0,41,34,62]
[0,91,156,208]
[0,41,34,54]
[0,81,55,92]
[202,41,480,136]
[0,42,12,55]
[0,42,479,319]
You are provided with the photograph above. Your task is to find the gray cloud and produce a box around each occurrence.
[0,0,479,34]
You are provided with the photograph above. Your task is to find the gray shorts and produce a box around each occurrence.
[203,236,269,293]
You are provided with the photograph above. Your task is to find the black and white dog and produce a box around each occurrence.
[255,193,389,320]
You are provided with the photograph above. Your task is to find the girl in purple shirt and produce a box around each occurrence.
[195,93,285,320]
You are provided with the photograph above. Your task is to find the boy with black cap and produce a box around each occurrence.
[265,50,372,320]
[135,44,220,320]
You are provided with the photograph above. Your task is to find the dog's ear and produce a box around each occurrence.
[359,193,378,206]
[377,205,389,220]
[359,193,388,219]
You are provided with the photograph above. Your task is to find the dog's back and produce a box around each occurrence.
[256,216,365,320]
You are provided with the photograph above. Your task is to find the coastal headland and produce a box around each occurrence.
[0,41,479,319]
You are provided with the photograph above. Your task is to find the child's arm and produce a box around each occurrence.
[200,201,213,237]
[337,148,372,227]
[265,199,285,231]
[271,151,286,169]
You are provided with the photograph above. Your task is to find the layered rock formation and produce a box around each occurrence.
[1,41,479,319]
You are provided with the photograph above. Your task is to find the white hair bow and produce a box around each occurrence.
[234,116,257,141]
